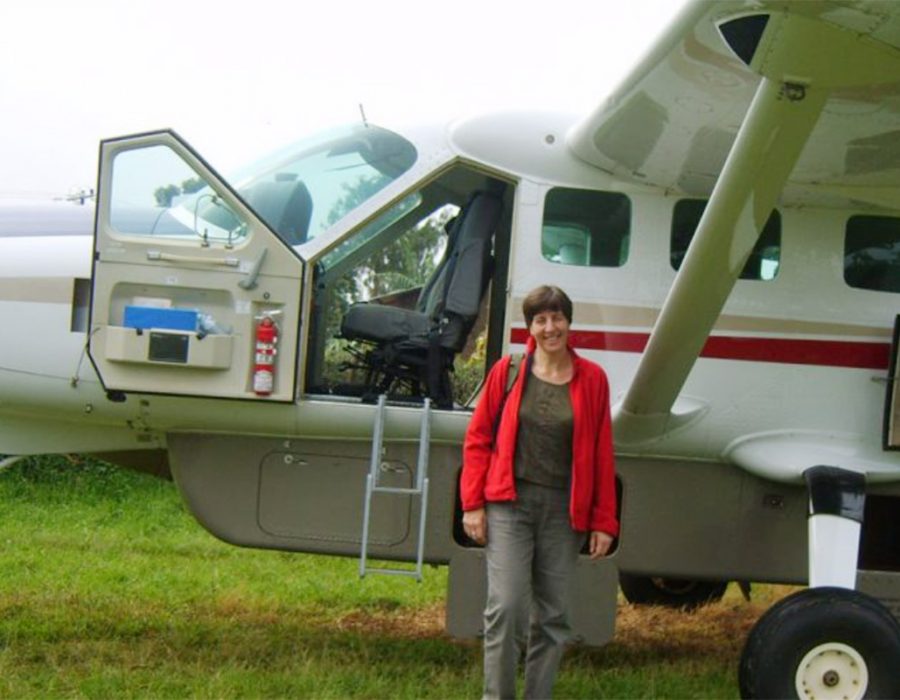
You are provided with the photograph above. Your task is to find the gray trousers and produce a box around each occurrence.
[483,481,583,700]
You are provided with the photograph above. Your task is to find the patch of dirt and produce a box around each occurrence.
[330,585,800,658]
[334,602,446,639]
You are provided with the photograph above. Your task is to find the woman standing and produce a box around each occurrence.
[460,285,618,700]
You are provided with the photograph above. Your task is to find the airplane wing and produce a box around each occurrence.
[565,0,900,452]
[569,0,900,210]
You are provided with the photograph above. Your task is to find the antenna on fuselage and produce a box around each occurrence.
[359,103,369,128]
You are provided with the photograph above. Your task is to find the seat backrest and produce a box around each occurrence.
[418,191,502,350]
[441,192,501,318]
[416,214,459,317]
[242,179,313,246]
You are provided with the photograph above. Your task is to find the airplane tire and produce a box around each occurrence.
[739,587,900,700]
[618,573,728,610]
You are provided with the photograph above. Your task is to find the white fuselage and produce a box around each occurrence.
[0,112,897,486]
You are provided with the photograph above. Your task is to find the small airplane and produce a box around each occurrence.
[3,0,900,696]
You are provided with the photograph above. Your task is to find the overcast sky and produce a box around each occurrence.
[0,0,680,200]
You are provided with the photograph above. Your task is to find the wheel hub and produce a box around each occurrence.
[795,642,868,700]
[822,669,839,687]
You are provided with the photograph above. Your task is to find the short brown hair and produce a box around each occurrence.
[522,285,573,327]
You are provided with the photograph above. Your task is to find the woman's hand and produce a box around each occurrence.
[462,508,487,545]
[589,531,614,559]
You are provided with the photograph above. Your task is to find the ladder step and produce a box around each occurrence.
[359,395,431,581]
[372,486,424,495]
[363,567,422,579]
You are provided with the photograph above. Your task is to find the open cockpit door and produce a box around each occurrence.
[88,131,304,401]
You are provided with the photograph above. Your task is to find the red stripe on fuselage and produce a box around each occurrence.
[509,328,890,370]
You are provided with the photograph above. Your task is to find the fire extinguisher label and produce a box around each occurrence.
[253,370,274,394]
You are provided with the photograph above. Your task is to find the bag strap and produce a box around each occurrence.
[491,353,523,444]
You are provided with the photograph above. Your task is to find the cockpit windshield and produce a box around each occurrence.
[228,125,417,246]
[105,125,416,250]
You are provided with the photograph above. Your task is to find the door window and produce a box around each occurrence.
[110,145,248,247]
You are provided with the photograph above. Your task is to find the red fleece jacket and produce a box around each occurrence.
[461,338,619,536]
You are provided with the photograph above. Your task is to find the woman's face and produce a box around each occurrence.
[529,308,570,355]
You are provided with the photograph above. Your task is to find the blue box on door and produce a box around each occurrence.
[123,306,199,332]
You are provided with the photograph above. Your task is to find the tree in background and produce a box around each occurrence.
[153,184,181,207]
[153,177,207,208]
[181,177,205,195]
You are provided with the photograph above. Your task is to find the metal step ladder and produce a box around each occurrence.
[359,395,431,581]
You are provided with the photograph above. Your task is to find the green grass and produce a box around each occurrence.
[0,456,772,698]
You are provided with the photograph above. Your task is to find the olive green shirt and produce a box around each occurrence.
[513,373,573,489]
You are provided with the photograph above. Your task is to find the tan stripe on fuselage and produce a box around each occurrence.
[2,283,891,340]
[509,298,891,339]
[0,278,75,304]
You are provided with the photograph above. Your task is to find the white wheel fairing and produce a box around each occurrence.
[794,642,868,700]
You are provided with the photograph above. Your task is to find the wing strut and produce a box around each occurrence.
[614,10,900,444]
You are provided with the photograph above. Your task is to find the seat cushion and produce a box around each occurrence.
[341,303,432,343]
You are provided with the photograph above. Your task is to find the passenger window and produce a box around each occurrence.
[542,188,630,267]
[845,215,900,294]
[110,145,248,246]
[671,199,780,280]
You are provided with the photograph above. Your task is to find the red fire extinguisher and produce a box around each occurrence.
[253,316,278,396]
